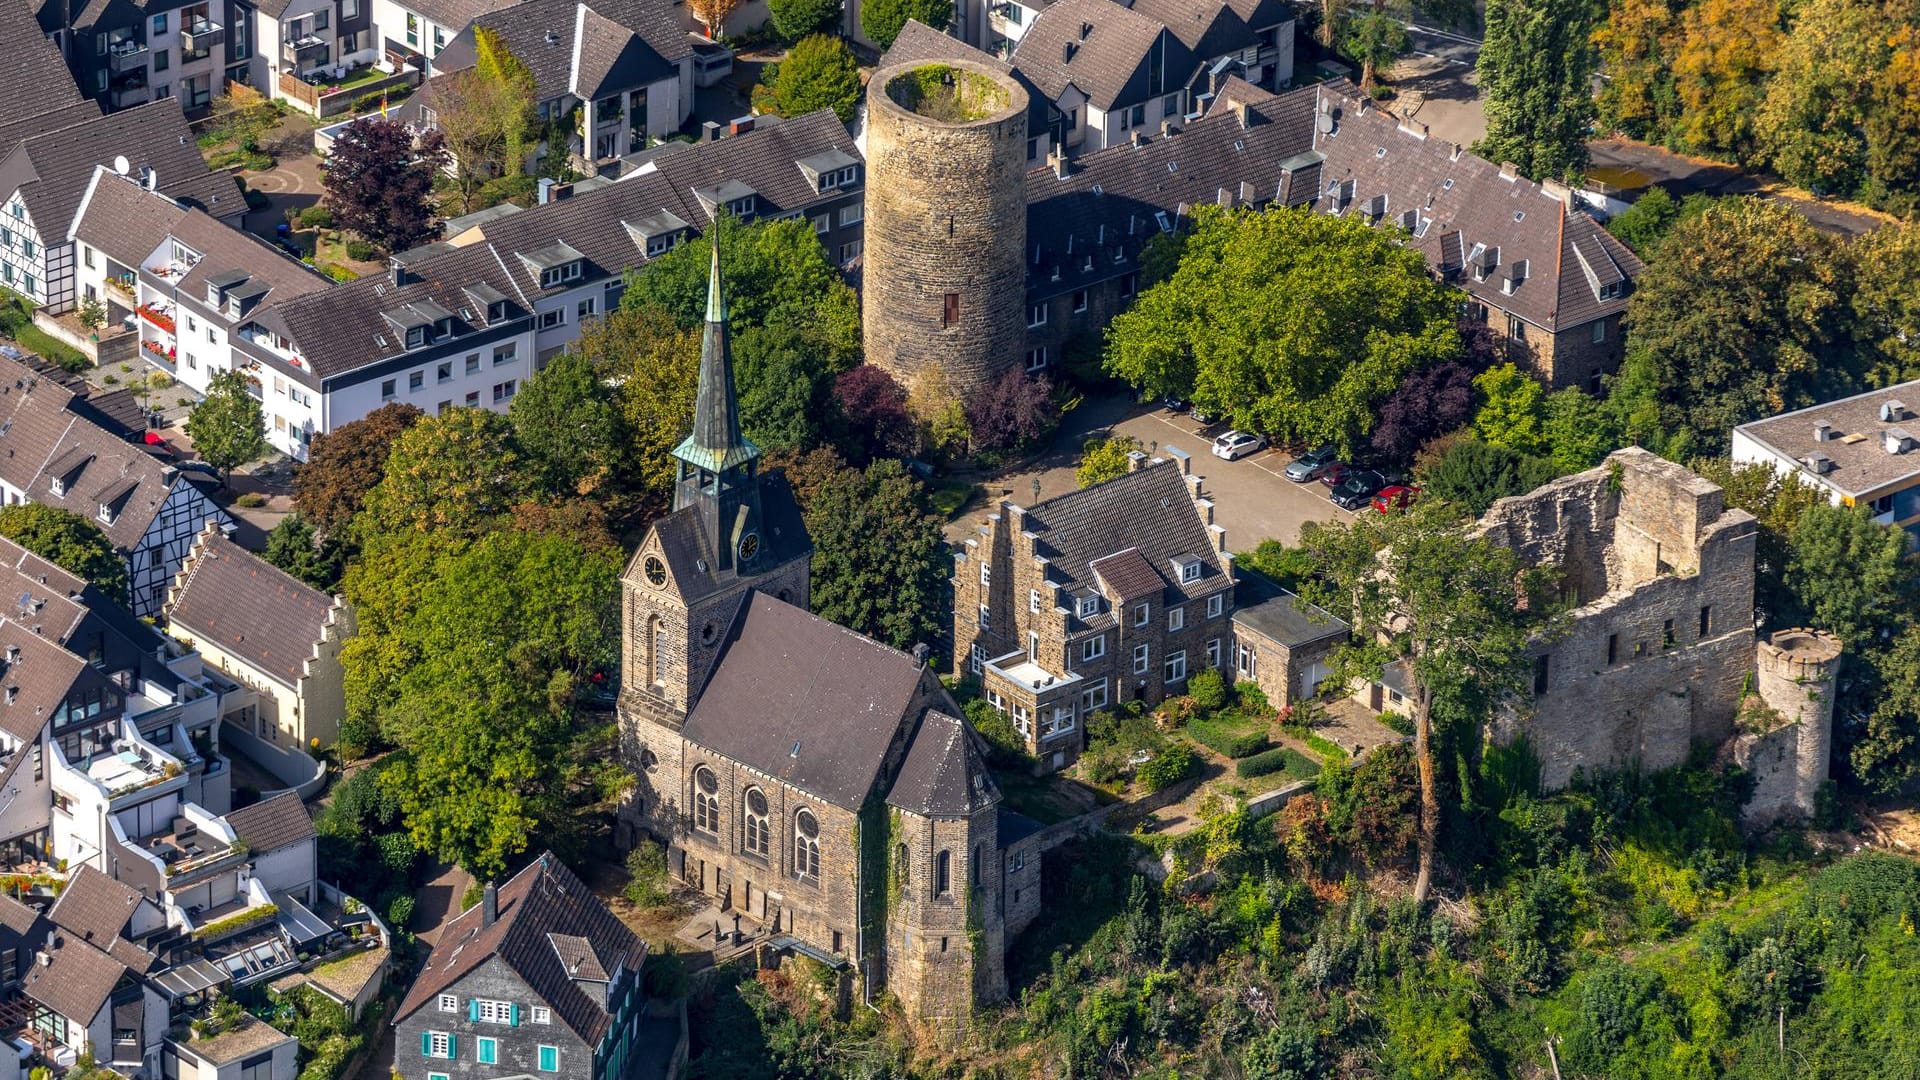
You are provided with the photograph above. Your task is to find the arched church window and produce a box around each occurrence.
[935,850,951,897]
[743,787,770,857]
[692,766,719,833]
[793,808,820,879]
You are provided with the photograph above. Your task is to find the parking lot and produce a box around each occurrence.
[948,395,1354,549]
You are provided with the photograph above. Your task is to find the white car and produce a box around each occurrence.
[1211,430,1266,460]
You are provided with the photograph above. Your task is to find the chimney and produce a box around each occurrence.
[1126,449,1149,473]
[1449,143,1464,162]
[1047,146,1068,179]
[537,177,555,204]
[729,115,755,136]
[911,643,931,667]
[701,120,721,142]
[1228,98,1249,129]
[1498,161,1521,181]
[1813,421,1832,442]
[1128,130,1144,148]
[1885,428,1913,455]
[481,881,498,927]
[550,181,575,202]
[1062,41,1076,63]
[1160,119,1179,138]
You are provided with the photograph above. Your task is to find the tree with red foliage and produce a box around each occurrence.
[964,370,1058,452]
[1370,359,1479,464]
[832,365,918,462]
[322,118,447,255]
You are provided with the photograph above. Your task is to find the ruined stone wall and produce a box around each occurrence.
[864,60,1030,398]
[884,806,1005,1036]
[1737,629,1841,823]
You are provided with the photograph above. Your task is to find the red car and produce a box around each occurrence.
[1317,462,1351,488]
[1371,484,1420,512]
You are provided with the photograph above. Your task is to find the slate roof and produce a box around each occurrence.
[0,351,209,551]
[1124,0,1258,63]
[0,617,88,742]
[639,470,811,605]
[149,207,334,317]
[48,865,142,950]
[166,525,337,688]
[1012,0,1184,111]
[1230,575,1347,648]
[394,0,521,34]
[269,110,855,380]
[1013,461,1231,617]
[0,102,239,239]
[21,919,130,1023]
[0,0,87,121]
[885,710,1000,818]
[431,0,689,106]
[1021,78,1318,302]
[1734,378,1920,498]
[396,853,645,1046]
[681,593,930,811]
[224,791,317,856]
[1307,81,1643,333]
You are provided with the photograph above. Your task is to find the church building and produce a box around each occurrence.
[616,250,1041,1030]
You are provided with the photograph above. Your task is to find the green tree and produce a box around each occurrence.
[508,349,625,498]
[1299,500,1554,902]
[800,457,949,650]
[264,513,344,590]
[294,403,423,536]
[1104,205,1459,453]
[769,0,840,38]
[1849,222,1920,384]
[1077,435,1143,488]
[1690,457,1827,619]
[1417,438,1557,516]
[1470,363,1548,456]
[185,370,269,488]
[1782,502,1916,646]
[1472,0,1597,179]
[358,409,532,539]
[435,29,538,211]
[1339,5,1410,91]
[321,117,447,254]
[752,35,862,123]
[860,0,952,49]
[1621,198,1853,453]
[1855,627,1920,794]
[734,322,842,452]
[0,504,127,603]
[1541,387,1621,473]
[568,301,700,512]
[1756,0,1920,206]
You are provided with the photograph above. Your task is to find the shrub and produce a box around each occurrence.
[964,698,1031,767]
[352,91,387,114]
[643,948,691,1000]
[1237,683,1272,716]
[624,841,671,908]
[385,893,415,929]
[1236,747,1320,780]
[344,238,377,261]
[964,370,1059,452]
[1224,731,1271,758]
[1188,667,1229,711]
[234,492,267,508]
[460,880,486,911]
[243,188,271,210]
[149,372,173,390]
[1138,741,1199,791]
[297,205,335,229]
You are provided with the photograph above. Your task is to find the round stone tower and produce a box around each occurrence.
[1744,628,1843,822]
[863,59,1029,401]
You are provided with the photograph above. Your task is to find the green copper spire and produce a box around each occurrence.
[672,235,759,475]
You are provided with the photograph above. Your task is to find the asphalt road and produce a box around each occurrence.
[1403,23,1481,66]
[1587,139,1885,236]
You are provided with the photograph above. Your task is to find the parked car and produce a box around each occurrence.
[1191,406,1219,425]
[1371,484,1420,513]
[174,460,221,478]
[1331,469,1387,510]
[1283,444,1340,482]
[1318,462,1352,488]
[1159,394,1190,413]
[1211,430,1267,460]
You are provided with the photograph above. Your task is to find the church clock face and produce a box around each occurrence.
[643,555,667,587]
[738,532,760,562]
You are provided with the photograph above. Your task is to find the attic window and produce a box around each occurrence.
[1077,595,1100,618]
[96,503,114,525]
[1166,161,1178,173]
[1374,147,1386,157]
[487,300,508,321]
[816,166,858,192]
[1154,211,1172,233]
[539,262,583,288]
[405,327,425,348]
[1513,211,1525,222]
[726,196,757,218]
[48,478,63,497]
[646,232,677,258]
[1442,178,1454,190]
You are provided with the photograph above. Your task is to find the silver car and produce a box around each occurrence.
[1284,444,1339,482]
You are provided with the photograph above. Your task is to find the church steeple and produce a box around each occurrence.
[670,241,765,576]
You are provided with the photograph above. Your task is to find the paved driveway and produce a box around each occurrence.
[949,394,1352,551]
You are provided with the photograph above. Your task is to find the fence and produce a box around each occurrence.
[277,68,418,119]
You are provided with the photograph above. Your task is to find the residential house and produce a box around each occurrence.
[426,0,694,170]
[370,0,510,71]
[1731,379,1920,546]
[0,103,239,314]
[164,523,354,785]
[1227,574,1347,706]
[1008,0,1194,154]
[50,0,255,115]
[1016,77,1643,387]
[222,792,318,906]
[0,350,234,617]
[960,0,1291,94]
[950,454,1234,772]
[393,854,650,1080]
[69,172,335,458]
[0,0,93,132]
[236,0,381,107]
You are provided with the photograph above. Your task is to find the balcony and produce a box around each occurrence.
[181,18,224,53]
[137,302,176,334]
[108,40,150,72]
[282,34,328,70]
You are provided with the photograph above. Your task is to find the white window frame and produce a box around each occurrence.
[1081,678,1107,711]
[1027,302,1047,328]
[1133,602,1150,627]
[838,203,863,226]
[1167,606,1184,632]
[1132,643,1150,674]
[531,1007,551,1025]
[969,644,985,674]
[1164,650,1187,684]
[1207,593,1224,619]
[1029,589,1041,614]
[476,999,513,1024]
[1082,635,1106,661]
[977,604,990,631]
[427,1032,452,1059]
[1206,637,1221,669]
[1591,320,1607,344]
[980,563,991,586]
[437,994,458,1013]
[1237,640,1257,679]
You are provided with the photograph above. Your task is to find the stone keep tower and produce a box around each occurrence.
[1735,629,1842,824]
[864,59,1030,400]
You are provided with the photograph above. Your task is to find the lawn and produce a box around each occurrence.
[0,297,87,372]
[992,767,1112,825]
[1187,710,1271,758]
[929,480,974,520]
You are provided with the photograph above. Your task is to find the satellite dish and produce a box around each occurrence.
[1315,113,1334,134]
[112,155,130,175]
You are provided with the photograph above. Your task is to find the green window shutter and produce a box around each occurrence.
[510,1003,520,1027]
[420,1033,431,1057]
[448,1035,458,1059]
[469,999,480,1022]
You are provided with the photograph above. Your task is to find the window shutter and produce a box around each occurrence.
[448,1035,458,1058]
[469,1000,479,1022]
[420,1033,430,1057]
[510,1004,520,1027]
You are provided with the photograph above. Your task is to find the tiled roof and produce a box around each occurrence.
[0,351,203,551]
[0,0,86,120]
[0,617,87,742]
[0,102,240,238]
[154,207,334,316]
[1022,81,1317,301]
[432,0,688,106]
[885,710,999,817]
[1012,0,1184,110]
[397,0,522,35]
[21,918,130,1023]
[224,791,317,855]
[1088,547,1163,599]
[273,110,855,380]
[166,524,337,688]
[1015,460,1230,604]
[1123,0,1258,62]
[48,865,141,950]
[1307,81,1643,333]
[396,853,644,1046]
[1734,378,1920,498]
[681,594,930,811]
[546,932,608,980]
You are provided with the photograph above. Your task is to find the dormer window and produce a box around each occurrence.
[49,478,64,497]
[646,233,675,257]
[726,196,756,218]
[1174,556,1202,584]
[1077,595,1101,618]
[405,326,425,348]
[488,300,508,321]
[539,262,583,288]
[97,503,114,525]
[816,166,859,192]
